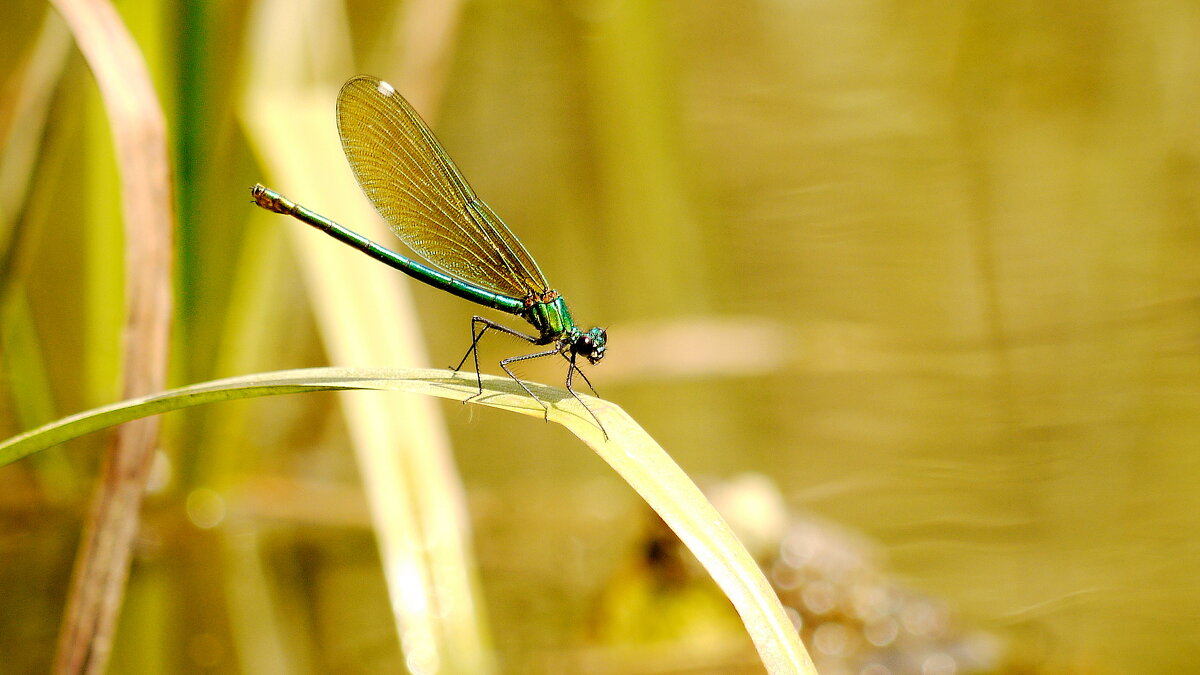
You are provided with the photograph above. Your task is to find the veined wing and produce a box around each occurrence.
[335,75,549,299]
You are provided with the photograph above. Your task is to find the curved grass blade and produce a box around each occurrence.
[0,368,815,674]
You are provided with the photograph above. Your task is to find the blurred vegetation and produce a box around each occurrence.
[2,0,1199,673]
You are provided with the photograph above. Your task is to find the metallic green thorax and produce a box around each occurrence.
[523,295,607,366]
[526,294,574,342]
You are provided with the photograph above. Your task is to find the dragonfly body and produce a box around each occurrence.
[251,75,607,434]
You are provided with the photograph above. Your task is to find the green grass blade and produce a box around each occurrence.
[0,368,816,673]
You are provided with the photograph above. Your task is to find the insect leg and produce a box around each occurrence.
[572,364,600,397]
[452,316,539,398]
[565,354,607,439]
[498,348,563,420]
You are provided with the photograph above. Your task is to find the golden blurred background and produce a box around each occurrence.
[2,0,1198,673]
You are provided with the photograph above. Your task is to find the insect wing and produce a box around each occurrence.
[336,76,549,298]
